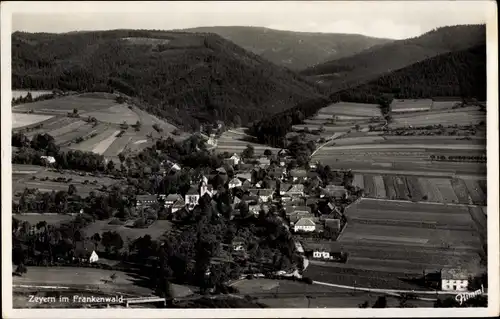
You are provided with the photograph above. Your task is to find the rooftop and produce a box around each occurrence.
[137,195,157,201]
[441,268,469,280]
[295,218,316,227]
[290,169,307,177]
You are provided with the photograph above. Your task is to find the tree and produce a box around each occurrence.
[73,108,78,115]
[135,120,142,131]
[107,160,115,171]
[118,152,126,163]
[242,144,255,159]
[264,149,273,157]
[372,296,387,308]
[101,231,124,254]
[68,184,77,196]
[358,301,369,308]
[15,263,27,276]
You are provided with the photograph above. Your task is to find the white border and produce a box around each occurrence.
[1,1,498,318]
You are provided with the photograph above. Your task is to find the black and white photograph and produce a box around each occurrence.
[1,1,498,317]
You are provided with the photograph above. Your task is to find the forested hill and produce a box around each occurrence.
[331,44,487,102]
[302,24,486,92]
[12,30,325,130]
[250,44,486,147]
[181,26,393,70]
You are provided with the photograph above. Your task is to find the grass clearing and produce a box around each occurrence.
[47,120,88,137]
[12,113,54,129]
[12,95,120,114]
[83,104,140,125]
[82,219,173,241]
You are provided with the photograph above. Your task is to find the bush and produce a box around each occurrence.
[301,277,313,284]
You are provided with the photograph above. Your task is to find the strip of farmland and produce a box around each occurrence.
[103,135,133,157]
[450,178,473,204]
[371,175,386,198]
[382,176,397,200]
[92,130,121,154]
[362,175,375,197]
[352,174,364,189]
[47,120,88,137]
[418,178,444,203]
[68,125,112,152]
[404,176,425,201]
[463,179,486,205]
[392,176,410,200]
[429,178,459,203]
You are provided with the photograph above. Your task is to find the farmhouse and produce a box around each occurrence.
[294,217,316,233]
[280,183,292,196]
[171,198,186,213]
[258,189,274,203]
[40,155,56,165]
[228,178,243,189]
[441,268,469,292]
[285,184,305,197]
[136,195,158,208]
[289,169,307,182]
[320,185,348,200]
[73,241,99,263]
[160,194,183,208]
[185,186,200,210]
[200,182,215,198]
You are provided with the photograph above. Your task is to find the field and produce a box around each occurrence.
[12,93,184,157]
[13,266,194,307]
[12,166,122,198]
[303,199,485,290]
[232,278,432,308]
[216,128,281,156]
[353,173,486,205]
[82,219,173,241]
[390,99,433,113]
[12,113,54,129]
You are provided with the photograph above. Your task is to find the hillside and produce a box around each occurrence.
[251,44,486,147]
[181,26,393,70]
[331,44,487,103]
[302,25,486,91]
[12,30,325,130]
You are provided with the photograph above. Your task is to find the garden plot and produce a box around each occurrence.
[53,124,100,146]
[405,176,425,201]
[12,113,54,129]
[392,176,410,200]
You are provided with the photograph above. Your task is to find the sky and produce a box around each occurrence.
[7,1,493,40]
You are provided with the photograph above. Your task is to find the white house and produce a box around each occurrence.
[228,178,242,189]
[40,155,56,165]
[226,153,241,166]
[89,251,99,263]
[441,268,469,292]
[313,250,332,259]
[294,218,316,233]
[161,193,183,208]
[185,186,200,210]
[171,198,186,213]
[258,189,274,203]
[200,182,215,198]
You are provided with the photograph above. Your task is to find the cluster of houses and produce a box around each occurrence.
[135,152,351,241]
